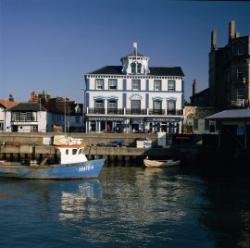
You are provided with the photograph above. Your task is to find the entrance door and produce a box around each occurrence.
[12,125,18,132]
[107,121,112,132]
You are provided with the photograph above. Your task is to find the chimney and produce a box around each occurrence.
[229,20,236,41]
[8,94,14,102]
[192,79,197,96]
[235,32,240,38]
[211,30,217,50]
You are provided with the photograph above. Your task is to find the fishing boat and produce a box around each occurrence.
[0,137,105,179]
[143,158,180,168]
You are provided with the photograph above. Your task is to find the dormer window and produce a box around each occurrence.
[137,63,142,73]
[131,63,136,74]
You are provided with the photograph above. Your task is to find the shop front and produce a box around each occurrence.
[86,117,127,133]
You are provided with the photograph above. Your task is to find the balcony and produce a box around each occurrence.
[86,107,183,116]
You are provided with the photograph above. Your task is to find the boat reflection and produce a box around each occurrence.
[100,167,187,226]
[58,180,102,222]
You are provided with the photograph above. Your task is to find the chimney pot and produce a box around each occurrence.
[211,30,217,50]
[229,20,236,41]
[192,79,197,96]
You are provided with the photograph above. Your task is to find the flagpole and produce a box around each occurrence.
[135,43,137,74]
[133,42,138,74]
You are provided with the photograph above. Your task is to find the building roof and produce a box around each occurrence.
[86,65,184,76]
[8,102,47,112]
[207,108,250,120]
[190,88,209,99]
[0,99,17,109]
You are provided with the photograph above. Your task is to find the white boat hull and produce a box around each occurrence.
[144,159,180,168]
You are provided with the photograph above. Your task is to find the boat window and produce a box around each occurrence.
[72,149,78,155]
[79,149,84,154]
[65,149,69,155]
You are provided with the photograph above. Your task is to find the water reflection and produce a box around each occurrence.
[76,166,199,245]
[59,180,102,222]
[0,167,249,247]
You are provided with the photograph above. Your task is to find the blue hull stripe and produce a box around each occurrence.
[0,159,105,179]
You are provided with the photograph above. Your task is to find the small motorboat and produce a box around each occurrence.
[0,136,105,179]
[143,158,180,168]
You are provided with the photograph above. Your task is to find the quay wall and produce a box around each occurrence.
[0,145,177,165]
[0,132,157,146]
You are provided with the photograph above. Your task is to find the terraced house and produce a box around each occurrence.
[84,46,184,133]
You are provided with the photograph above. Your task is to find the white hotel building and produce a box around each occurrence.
[84,49,184,133]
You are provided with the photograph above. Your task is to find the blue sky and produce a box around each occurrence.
[0,0,250,102]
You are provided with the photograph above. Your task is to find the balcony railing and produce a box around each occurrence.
[86,107,183,116]
[167,110,183,115]
[107,108,124,114]
[126,109,147,115]
[88,108,105,114]
[149,109,165,115]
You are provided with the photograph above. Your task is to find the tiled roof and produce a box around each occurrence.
[207,109,250,119]
[0,99,17,109]
[87,65,184,76]
[8,102,47,112]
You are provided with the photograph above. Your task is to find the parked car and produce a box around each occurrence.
[110,139,125,147]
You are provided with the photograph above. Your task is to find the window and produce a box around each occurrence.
[167,100,176,114]
[94,99,104,108]
[94,99,104,113]
[132,79,140,90]
[131,63,136,74]
[168,80,176,91]
[108,79,117,90]
[11,112,36,122]
[137,63,142,73]
[236,85,246,100]
[154,80,161,91]
[26,112,35,121]
[65,149,69,155]
[153,100,162,110]
[72,149,78,155]
[131,100,141,114]
[108,100,117,109]
[96,79,104,90]
[236,68,245,82]
[153,100,162,114]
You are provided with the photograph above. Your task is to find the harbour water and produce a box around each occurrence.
[0,165,249,248]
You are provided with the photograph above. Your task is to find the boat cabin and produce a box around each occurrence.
[55,145,88,164]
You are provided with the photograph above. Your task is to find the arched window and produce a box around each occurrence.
[153,100,162,114]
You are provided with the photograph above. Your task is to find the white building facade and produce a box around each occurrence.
[5,103,48,133]
[84,50,184,133]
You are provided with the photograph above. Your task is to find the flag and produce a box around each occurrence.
[133,42,137,49]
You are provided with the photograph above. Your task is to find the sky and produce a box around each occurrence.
[0,0,250,103]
